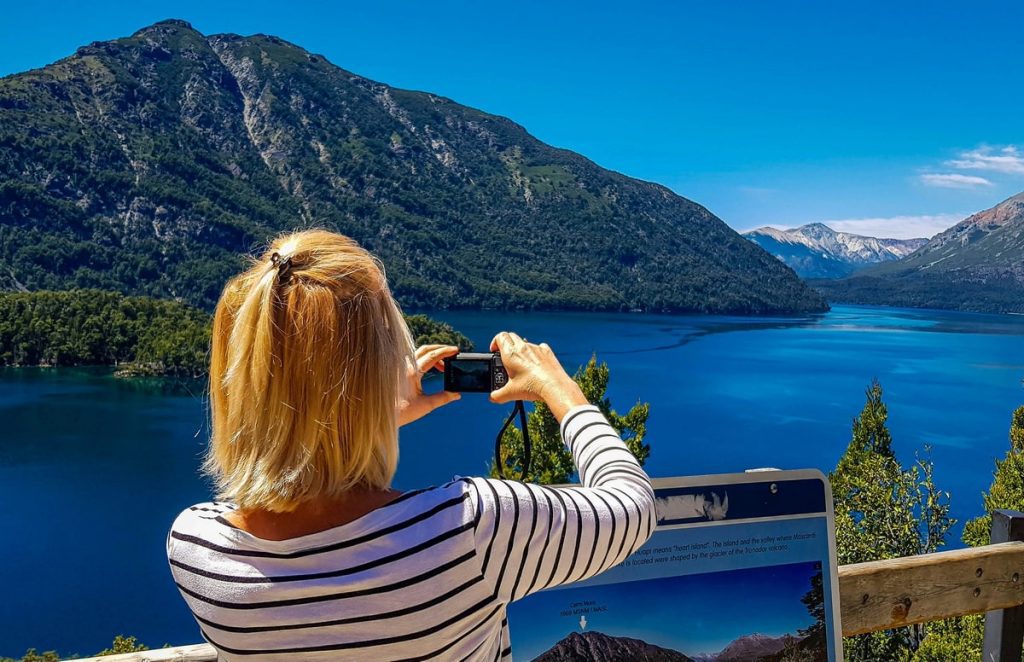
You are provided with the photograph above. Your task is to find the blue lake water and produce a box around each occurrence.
[1,304,1022,656]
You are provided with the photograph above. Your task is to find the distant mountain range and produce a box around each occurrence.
[690,632,806,662]
[713,632,797,661]
[0,19,826,315]
[744,224,928,279]
[815,192,1024,313]
[532,631,694,662]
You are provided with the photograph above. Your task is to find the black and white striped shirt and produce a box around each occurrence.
[167,404,656,660]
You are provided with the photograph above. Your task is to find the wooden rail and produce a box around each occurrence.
[838,540,1024,635]
[70,513,1024,662]
[74,645,216,662]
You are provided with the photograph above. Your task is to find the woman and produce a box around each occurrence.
[167,230,656,660]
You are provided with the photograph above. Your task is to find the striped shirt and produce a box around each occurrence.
[167,404,656,661]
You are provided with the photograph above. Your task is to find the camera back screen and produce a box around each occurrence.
[447,359,491,392]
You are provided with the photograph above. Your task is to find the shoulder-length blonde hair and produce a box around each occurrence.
[204,230,414,512]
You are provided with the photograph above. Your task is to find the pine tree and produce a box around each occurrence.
[912,405,1024,660]
[962,406,1024,547]
[830,380,953,660]
[491,355,649,484]
[799,571,826,640]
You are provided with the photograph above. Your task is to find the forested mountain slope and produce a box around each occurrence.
[0,19,825,314]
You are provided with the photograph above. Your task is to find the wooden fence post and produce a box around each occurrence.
[984,510,1024,662]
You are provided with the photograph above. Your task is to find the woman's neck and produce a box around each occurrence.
[223,486,403,541]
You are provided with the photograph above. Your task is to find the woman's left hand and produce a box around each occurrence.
[397,344,462,427]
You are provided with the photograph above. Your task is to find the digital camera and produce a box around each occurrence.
[443,352,508,393]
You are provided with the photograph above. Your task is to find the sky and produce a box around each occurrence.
[2,1,1022,239]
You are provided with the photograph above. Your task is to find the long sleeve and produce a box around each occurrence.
[464,404,656,604]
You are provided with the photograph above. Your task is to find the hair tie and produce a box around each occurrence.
[270,252,294,280]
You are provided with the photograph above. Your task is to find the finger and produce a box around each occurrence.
[415,344,447,359]
[490,331,513,354]
[506,331,527,349]
[422,357,447,374]
[417,346,459,373]
[494,332,526,359]
[419,347,456,366]
[490,381,536,404]
[489,383,515,404]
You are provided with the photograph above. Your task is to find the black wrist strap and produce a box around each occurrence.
[495,400,531,480]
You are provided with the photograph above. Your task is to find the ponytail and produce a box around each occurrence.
[204,230,414,512]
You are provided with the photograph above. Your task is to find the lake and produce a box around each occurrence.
[1,304,1022,657]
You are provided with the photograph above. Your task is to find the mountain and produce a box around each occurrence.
[0,20,826,314]
[761,630,827,662]
[532,631,694,662]
[714,633,797,661]
[743,224,928,279]
[815,192,1024,313]
[691,633,805,662]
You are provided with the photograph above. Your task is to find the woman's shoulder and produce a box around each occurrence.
[167,501,238,540]
[167,481,481,556]
[165,501,241,562]
[384,478,480,523]
[171,500,237,526]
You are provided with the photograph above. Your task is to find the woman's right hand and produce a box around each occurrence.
[489,331,589,422]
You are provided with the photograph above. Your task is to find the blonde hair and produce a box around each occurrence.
[204,230,414,512]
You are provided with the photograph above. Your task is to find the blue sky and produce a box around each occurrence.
[2,1,1022,238]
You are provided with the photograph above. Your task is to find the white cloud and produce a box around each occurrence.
[946,145,1024,174]
[919,173,993,189]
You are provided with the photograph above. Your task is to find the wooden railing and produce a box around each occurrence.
[74,510,1024,662]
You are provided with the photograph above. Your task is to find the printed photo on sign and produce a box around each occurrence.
[507,471,841,662]
[512,561,826,661]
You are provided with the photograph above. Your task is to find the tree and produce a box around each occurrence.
[912,405,1024,660]
[799,570,826,641]
[962,406,1024,547]
[911,616,984,662]
[0,635,148,662]
[0,651,60,662]
[830,380,954,661]
[404,314,473,351]
[0,290,471,378]
[775,568,829,662]
[491,355,650,484]
[95,635,147,656]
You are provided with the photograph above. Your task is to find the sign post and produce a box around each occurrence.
[983,509,1024,662]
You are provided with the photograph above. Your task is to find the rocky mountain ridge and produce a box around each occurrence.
[714,632,798,660]
[691,632,802,662]
[890,191,1024,272]
[744,223,927,278]
[532,631,694,662]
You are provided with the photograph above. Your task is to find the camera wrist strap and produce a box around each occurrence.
[495,400,531,480]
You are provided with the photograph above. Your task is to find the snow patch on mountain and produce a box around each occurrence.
[743,223,928,278]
